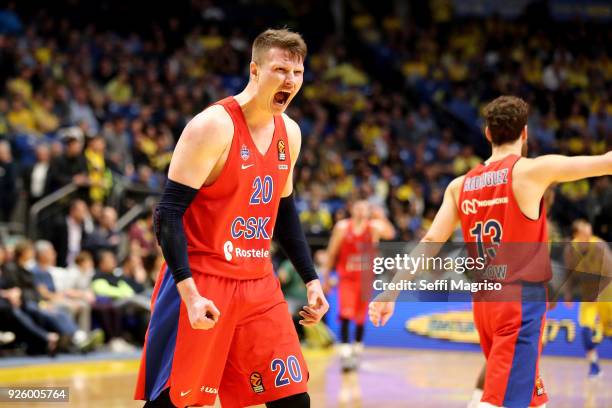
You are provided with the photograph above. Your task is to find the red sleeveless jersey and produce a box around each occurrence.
[458,154,551,283]
[183,96,291,280]
[336,220,376,278]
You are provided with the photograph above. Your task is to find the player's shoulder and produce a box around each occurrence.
[183,105,234,144]
[281,113,301,140]
[447,175,465,195]
[334,219,350,232]
[513,155,557,176]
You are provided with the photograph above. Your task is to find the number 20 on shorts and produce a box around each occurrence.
[271,356,302,387]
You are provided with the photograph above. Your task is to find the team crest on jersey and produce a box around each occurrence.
[250,372,265,393]
[277,140,286,161]
[241,144,250,161]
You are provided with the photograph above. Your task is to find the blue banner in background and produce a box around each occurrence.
[325,290,612,359]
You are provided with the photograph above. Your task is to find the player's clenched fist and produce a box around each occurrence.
[185,295,220,330]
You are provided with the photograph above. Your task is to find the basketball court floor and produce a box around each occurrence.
[0,348,609,407]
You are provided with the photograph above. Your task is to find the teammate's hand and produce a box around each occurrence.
[299,279,329,326]
[322,276,337,294]
[185,295,220,330]
[368,301,395,327]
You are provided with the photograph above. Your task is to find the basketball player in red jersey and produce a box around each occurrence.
[324,201,394,371]
[135,29,328,408]
[369,96,612,408]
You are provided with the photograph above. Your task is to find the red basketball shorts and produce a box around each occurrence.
[472,282,548,408]
[134,267,308,407]
[338,273,371,325]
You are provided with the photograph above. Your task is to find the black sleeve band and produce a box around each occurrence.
[273,194,319,284]
[153,179,199,284]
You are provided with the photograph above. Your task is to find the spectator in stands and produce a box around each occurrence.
[91,251,139,350]
[66,251,95,292]
[83,206,120,255]
[453,145,480,176]
[411,104,437,139]
[128,209,158,258]
[68,88,99,136]
[22,143,51,207]
[32,240,93,333]
[3,240,101,353]
[103,115,133,176]
[0,244,60,355]
[91,251,134,301]
[48,199,89,267]
[6,94,35,134]
[300,197,333,237]
[84,135,112,203]
[46,128,88,194]
[0,140,16,221]
[117,254,150,343]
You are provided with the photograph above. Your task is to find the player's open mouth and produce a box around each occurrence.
[274,91,290,106]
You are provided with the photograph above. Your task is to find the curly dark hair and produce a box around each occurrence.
[482,96,529,146]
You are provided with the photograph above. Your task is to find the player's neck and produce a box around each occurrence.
[234,85,274,130]
[352,218,366,228]
[487,141,522,163]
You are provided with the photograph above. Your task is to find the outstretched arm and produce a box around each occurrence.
[526,152,612,185]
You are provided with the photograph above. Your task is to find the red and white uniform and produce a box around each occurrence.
[135,97,307,408]
[336,220,376,324]
[458,154,549,407]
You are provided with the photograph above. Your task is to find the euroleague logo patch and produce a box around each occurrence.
[277,140,286,161]
[241,144,250,161]
[250,372,265,393]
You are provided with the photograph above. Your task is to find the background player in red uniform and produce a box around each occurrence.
[369,96,612,408]
[325,200,394,371]
[134,29,329,408]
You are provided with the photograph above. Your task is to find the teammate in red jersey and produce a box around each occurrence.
[325,201,394,371]
[369,96,612,408]
[135,29,328,408]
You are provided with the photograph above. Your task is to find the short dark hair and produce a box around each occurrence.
[252,28,307,64]
[482,96,529,146]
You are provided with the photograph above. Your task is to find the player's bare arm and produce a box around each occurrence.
[322,219,349,292]
[280,113,301,197]
[168,105,233,189]
[160,105,233,330]
[324,220,349,274]
[369,176,463,326]
[513,152,612,219]
[277,114,330,326]
[370,206,396,241]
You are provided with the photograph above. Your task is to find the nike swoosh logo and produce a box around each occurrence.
[241,164,255,170]
[180,390,191,397]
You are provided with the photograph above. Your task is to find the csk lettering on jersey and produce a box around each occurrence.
[231,216,271,239]
[463,169,508,192]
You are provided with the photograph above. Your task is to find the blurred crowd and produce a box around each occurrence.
[0,1,611,354]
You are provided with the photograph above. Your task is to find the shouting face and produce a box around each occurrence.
[251,47,304,114]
